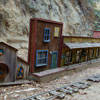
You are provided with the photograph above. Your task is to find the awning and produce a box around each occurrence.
[92,43,100,47]
[64,43,100,49]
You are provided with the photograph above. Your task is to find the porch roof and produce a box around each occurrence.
[64,43,100,49]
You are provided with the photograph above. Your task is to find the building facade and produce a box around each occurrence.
[61,36,100,66]
[0,42,17,82]
[28,18,63,73]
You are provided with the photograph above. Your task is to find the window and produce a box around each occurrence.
[65,51,73,64]
[43,28,50,42]
[0,49,4,56]
[90,48,94,58]
[76,50,81,62]
[16,66,24,79]
[96,48,99,57]
[36,50,48,67]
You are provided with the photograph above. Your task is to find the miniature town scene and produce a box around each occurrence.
[1,0,100,100]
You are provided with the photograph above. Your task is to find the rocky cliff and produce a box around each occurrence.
[0,0,97,59]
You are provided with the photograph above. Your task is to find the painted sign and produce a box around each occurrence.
[54,27,59,37]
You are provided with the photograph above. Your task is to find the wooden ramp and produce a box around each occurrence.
[31,59,100,83]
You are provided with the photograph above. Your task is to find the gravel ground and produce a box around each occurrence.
[0,65,100,100]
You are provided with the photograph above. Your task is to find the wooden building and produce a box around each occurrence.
[93,31,100,38]
[28,18,63,73]
[61,36,100,66]
[16,57,29,80]
[0,42,17,82]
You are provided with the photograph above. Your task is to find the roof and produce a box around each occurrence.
[93,31,100,38]
[17,56,29,65]
[64,43,100,49]
[30,18,63,25]
[0,42,18,51]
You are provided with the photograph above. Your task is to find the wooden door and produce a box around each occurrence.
[51,51,58,69]
[0,64,9,82]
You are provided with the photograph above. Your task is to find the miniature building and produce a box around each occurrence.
[93,31,100,38]
[0,42,17,82]
[61,36,100,66]
[28,18,63,73]
[16,57,29,79]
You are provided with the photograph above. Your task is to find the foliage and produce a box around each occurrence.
[88,0,100,30]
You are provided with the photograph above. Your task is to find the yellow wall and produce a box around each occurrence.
[63,37,100,43]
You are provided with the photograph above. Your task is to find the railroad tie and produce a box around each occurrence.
[60,88,73,95]
[49,90,65,99]
[71,82,89,89]
[34,96,44,100]
[27,98,35,100]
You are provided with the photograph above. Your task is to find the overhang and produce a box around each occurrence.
[64,43,100,49]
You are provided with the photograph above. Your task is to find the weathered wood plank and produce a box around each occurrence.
[0,81,32,87]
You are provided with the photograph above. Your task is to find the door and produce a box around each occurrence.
[0,63,9,82]
[51,51,58,69]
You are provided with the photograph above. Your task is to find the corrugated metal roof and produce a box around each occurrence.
[64,43,100,49]
[92,43,100,47]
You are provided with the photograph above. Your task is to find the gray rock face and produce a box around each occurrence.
[0,0,95,58]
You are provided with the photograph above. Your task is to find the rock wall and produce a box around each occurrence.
[0,0,96,59]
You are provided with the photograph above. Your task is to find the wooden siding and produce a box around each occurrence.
[29,18,63,72]
[0,43,17,82]
[61,36,100,66]
[17,57,29,80]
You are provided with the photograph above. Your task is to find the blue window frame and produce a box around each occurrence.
[36,50,48,67]
[43,28,50,42]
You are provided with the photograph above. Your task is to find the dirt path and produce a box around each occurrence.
[0,66,100,100]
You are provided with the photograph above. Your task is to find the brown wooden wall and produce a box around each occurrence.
[35,21,62,72]
[29,18,63,72]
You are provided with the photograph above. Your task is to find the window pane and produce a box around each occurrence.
[47,36,49,40]
[66,52,70,56]
[42,58,46,64]
[37,59,42,64]
[37,52,42,58]
[42,52,47,57]
[44,28,50,42]
[36,50,48,66]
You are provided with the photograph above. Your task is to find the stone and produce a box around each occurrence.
[73,88,79,93]
[58,94,65,99]
[65,86,73,91]
[28,98,35,100]
[88,77,100,82]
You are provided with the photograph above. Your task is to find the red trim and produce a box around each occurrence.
[31,18,63,25]
[31,19,37,73]
[58,24,63,67]
[28,19,32,64]
[28,19,37,73]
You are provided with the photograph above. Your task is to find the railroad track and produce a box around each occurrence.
[23,74,100,100]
